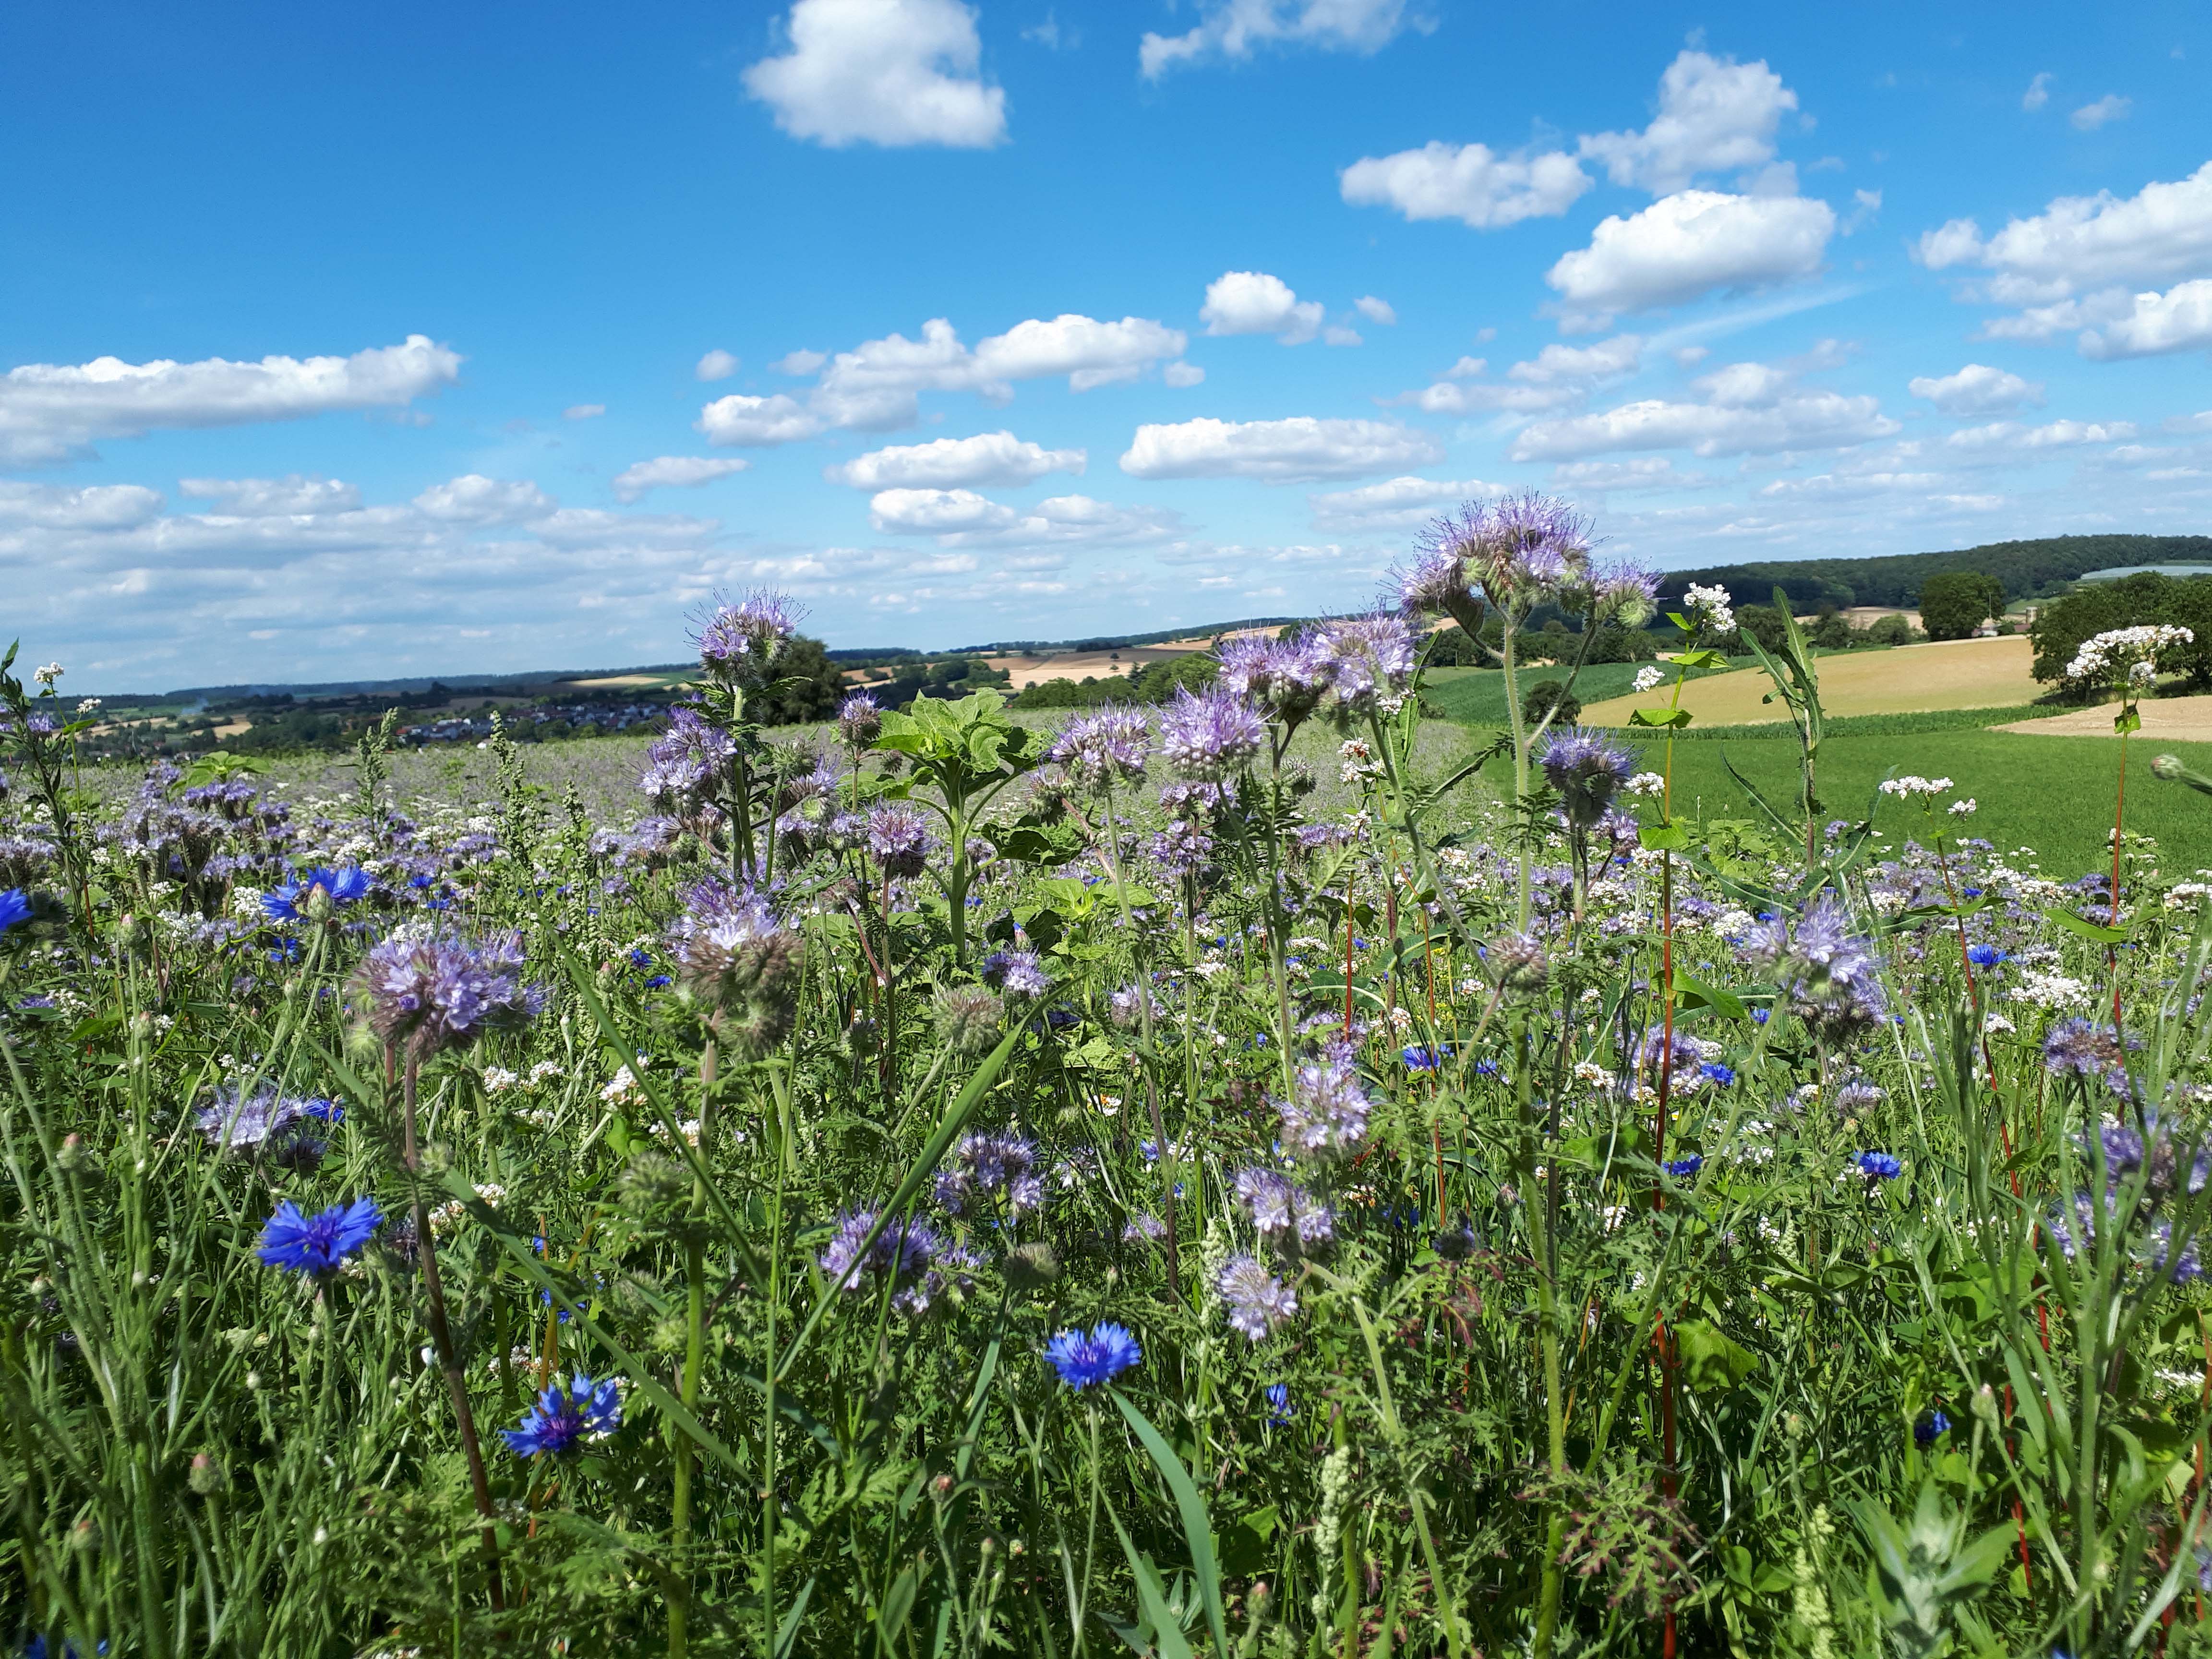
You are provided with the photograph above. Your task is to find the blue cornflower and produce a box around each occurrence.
[503,1374,623,1456]
[1473,1058,1501,1076]
[628,947,652,968]
[1966,944,2007,968]
[1663,1156,1703,1178]
[263,866,372,924]
[0,888,31,938]
[1264,1382,1294,1425]
[1914,1408,1951,1448]
[1044,1322,1142,1390]
[304,1098,343,1124]
[645,974,672,989]
[1402,1044,1449,1072]
[256,1196,383,1275]
[267,938,302,964]
[1856,1151,1903,1180]
[1699,1062,1735,1087]
[1751,1007,1769,1025]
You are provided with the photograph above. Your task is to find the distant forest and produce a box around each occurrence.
[1656,533,2212,610]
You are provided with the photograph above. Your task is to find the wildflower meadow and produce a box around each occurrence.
[10,493,2212,1658]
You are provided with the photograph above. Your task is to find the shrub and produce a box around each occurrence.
[1523,679,1580,725]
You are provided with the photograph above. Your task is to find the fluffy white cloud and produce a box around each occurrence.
[1120,416,1442,482]
[695,349,741,381]
[1200,271,1324,342]
[1141,0,1420,78]
[696,393,824,445]
[2023,72,2052,112]
[1512,382,1897,461]
[412,475,555,523]
[742,0,1006,149]
[1578,51,1798,194]
[868,487,1177,546]
[1338,141,1589,229]
[826,430,1085,489]
[0,481,167,530]
[2079,281,2212,360]
[0,335,459,464]
[976,314,1188,388]
[1308,474,1499,529]
[1388,335,1641,415]
[1914,162,2212,296]
[1163,361,1206,388]
[1549,457,1721,492]
[1353,296,1396,325]
[612,456,750,503]
[1945,419,2140,451]
[1545,191,1834,325]
[564,403,605,420]
[178,475,363,516]
[770,349,825,375]
[2072,95,2132,132]
[1907,363,2045,413]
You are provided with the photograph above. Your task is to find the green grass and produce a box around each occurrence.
[1659,703,2060,740]
[1650,729,2212,872]
[1422,660,1721,725]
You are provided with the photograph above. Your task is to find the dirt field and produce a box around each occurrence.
[985,642,1211,690]
[1580,636,2040,727]
[1994,695,2212,741]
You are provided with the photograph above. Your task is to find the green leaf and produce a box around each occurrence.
[2116,704,2142,734]
[1665,648,1730,670]
[2044,906,2128,945]
[1673,971,1746,1020]
[1676,1320,1758,1392]
[1111,1388,1229,1659]
[1629,706,1693,729]
[1639,821,1691,852]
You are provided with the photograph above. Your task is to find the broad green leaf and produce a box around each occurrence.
[2116,704,2142,735]
[1629,706,1693,729]
[1673,971,1747,1020]
[1111,1388,1229,1659]
[1640,821,1691,852]
[1676,1320,1758,1391]
[2043,906,2128,945]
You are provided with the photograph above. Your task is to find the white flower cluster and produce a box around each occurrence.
[1948,798,1978,817]
[76,698,101,715]
[2167,881,2212,910]
[429,1182,506,1236]
[1633,665,1666,694]
[1877,775,1954,798]
[33,662,62,686]
[1625,771,1666,797]
[1682,583,1734,632]
[600,1065,644,1106]
[2009,970,2090,1010]
[1338,738,1381,785]
[2065,624,2195,685]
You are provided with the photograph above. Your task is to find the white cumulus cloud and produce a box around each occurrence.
[1907,364,2046,413]
[1946,419,2140,451]
[178,475,364,516]
[1914,161,2212,300]
[1339,141,1590,229]
[0,334,460,464]
[869,487,1177,546]
[1353,296,1396,325]
[1512,379,1897,461]
[826,430,1085,489]
[1119,416,1442,482]
[612,456,750,503]
[1200,271,1325,342]
[1141,0,1421,78]
[2079,280,2212,360]
[696,349,741,381]
[2072,95,2132,132]
[1308,474,1499,529]
[1578,50,1799,195]
[1163,361,1206,387]
[0,481,168,530]
[697,393,824,445]
[743,0,1007,149]
[1545,190,1835,326]
[412,475,555,524]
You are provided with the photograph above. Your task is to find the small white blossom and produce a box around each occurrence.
[1633,666,1665,694]
[33,662,62,686]
[1682,583,1734,633]
[600,1065,643,1106]
[1878,775,1954,798]
[1948,798,1978,817]
[1625,771,1666,797]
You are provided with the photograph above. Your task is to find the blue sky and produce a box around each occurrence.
[5,0,2210,689]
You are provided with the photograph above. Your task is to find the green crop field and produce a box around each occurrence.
[1446,720,2212,873]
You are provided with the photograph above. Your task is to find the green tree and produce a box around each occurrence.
[1732,604,1791,655]
[751,635,847,726]
[1522,680,1580,726]
[1863,613,1913,647]
[2030,571,2212,692]
[1916,571,2006,641]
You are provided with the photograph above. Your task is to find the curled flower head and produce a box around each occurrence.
[350,930,543,1060]
[1539,727,1636,827]
[819,1207,941,1297]
[1216,634,1332,726]
[866,803,936,878]
[980,948,1050,1001]
[1048,707,1150,791]
[665,881,804,1056]
[1316,613,1418,717]
[257,1196,382,1275]
[2044,1017,2138,1094]
[1157,687,1263,781]
[503,1374,622,1457]
[197,1085,333,1166]
[1234,1166,1334,1249]
[1394,548,1476,617]
[837,691,882,747]
[932,983,1005,1056]
[1274,1040,1371,1158]
[1044,1322,1141,1389]
[1217,1252,1298,1341]
[1592,561,1660,628]
[1420,492,1591,615]
[694,591,799,686]
[1742,894,1887,1043]
[936,1130,1043,1215]
[1486,931,1549,996]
